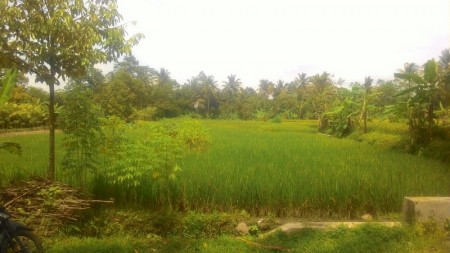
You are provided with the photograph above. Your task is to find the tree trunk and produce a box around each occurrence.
[360,99,367,133]
[426,101,434,143]
[363,108,368,134]
[206,93,210,118]
[48,79,56,180]
[300,93,304,118]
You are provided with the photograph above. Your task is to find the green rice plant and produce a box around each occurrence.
[178,120,450,217]
[0,132,64,185]
[1,120,449,218]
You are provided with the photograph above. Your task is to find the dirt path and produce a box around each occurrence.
[0,129,56,137]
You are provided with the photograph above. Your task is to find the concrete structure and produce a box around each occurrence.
[403,197,450,228]
[266,221,401,236]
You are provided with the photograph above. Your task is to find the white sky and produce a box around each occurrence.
[113,0,449,88]
[28,0,449,90]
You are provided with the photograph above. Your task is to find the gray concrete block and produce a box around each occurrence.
[403,197,450,228]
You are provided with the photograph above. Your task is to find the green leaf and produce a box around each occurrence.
[394,86,422,97]
[423,59,438,84]
[0,68,18,106]
[394,72,426,84]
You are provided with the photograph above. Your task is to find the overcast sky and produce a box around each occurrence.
[113,0,449,88]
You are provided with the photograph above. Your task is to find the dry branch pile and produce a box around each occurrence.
[0,178,112,236]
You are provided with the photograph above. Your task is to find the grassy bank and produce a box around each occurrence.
[44,223,449,253]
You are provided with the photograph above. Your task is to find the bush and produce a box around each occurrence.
[270,115,282,123]
[96,118,211,207]
[130,106,157,121]
[182,211,235,238]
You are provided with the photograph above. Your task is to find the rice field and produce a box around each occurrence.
[1,120,449,218]
[0,133,63,185]
[177,120,450,217]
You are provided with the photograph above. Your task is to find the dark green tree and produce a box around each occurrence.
[221,74,242,117]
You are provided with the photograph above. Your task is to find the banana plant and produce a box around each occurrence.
[394,59,440,145]
[0,69,22,155]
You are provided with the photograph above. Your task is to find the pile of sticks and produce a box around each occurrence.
[0,178,112,235]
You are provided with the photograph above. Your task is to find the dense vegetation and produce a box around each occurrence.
[2,51,450,160]
[1,120,449,218]
[1,1,449,251]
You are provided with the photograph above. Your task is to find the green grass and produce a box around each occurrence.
[175,120,449,217]
[45,224,449,253]
[0,132,63,185]
[45,236,153,253]
[1,120,449,217]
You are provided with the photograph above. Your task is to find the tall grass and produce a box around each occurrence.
[178,120,450,217]
[0,132,63,185]
[1,121,449,218]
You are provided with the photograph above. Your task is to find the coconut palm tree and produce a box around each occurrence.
[438,49,450,69]
[309,72,336,131]
[273,80,285,99]
[222,74,242,114]
[361,76,373,133]
[295,73,309,118]
[258,79,274,99]
[222,74,242,104]
[196,72,218,118]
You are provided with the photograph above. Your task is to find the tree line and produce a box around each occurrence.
[3,50,449,131]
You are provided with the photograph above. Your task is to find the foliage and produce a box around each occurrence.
[0,141,22,156]
[45,223,450,253]
[395,59,442,149]
[176,119,211,152]
[261,223,449,253]
[0,0,142,179]
[46,237,151,253]
[63,209,241,239]
[0,101,48,129]
[0,133,64,186]
[182,211,235,238]
[280,110,298,120]
[0,68,22,155]
[1,120,450,216]
[100,117,138,188]
[270,115,282,123]
[325,99,359,137]
[189,72,220,118]
[254,109,269,121]
[130,106,157,121]
[98,118,210,205]
[59,83,103,187]
[179,120,450,217]
[95,70,136,121]
[0,68,17,105]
